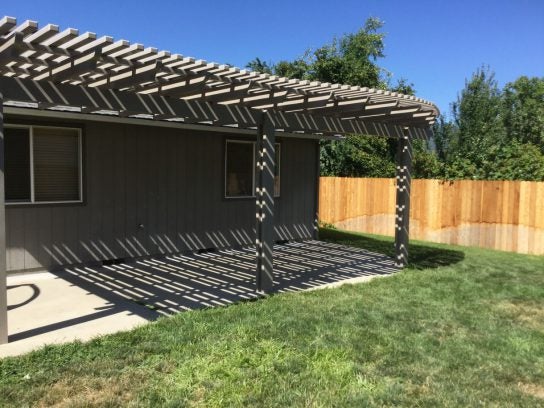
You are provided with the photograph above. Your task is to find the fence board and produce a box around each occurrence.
[319,177,544,255]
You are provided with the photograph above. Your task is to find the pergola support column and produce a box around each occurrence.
[394,128,413,268]
[255,111,275,292]
[0,91,7,344]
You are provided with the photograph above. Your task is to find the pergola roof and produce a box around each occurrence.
[0,16,439,138]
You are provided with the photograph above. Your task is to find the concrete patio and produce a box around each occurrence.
[0,240,397,357]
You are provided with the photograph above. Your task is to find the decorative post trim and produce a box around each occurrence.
[255,111,275,292]
[394,128,413,268]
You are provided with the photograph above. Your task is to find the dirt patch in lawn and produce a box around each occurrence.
[37,373,143,407]
[518,382,544,400]
[497,301,544,331]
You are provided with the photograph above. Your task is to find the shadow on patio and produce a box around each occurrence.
[2,240,396,356]
[59,240,398,315]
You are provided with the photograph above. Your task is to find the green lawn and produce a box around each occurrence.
[1,228,543,407]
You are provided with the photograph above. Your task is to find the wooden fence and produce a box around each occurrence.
[319,177,544,255]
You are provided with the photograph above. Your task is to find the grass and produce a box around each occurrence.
[1,228,543,407]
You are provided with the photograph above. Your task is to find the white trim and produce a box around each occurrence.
[224,139,256,199]
[4,124,83,205]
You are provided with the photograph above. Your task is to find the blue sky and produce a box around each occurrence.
[2,0,543,116]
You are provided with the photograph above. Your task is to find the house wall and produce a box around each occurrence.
[5,117,318,272]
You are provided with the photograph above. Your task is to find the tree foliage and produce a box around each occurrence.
[436,69,544,181]
[248,18,430,179]
[451,67,506,158]
[320,135,395,178]
[432,115,456,162]
[247,17,388,88]
[247,22,544,181]
[502,76,544,149]
[245,57,273,75]
[412,139,444,179]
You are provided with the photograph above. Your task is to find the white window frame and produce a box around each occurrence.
[4,124,83,205]
[224,139,256,199]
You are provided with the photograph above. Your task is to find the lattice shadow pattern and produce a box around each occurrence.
[60,240,398,316]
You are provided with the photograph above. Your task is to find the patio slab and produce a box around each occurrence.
[1,272,157,358]
[1,240,397,358]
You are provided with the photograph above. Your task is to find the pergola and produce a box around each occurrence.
[0,17,438,342]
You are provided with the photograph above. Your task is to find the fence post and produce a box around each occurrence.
[394,128,412,267]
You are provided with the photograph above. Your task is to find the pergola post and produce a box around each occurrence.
[0,91,7,344]
[394,128,413,268]
[255,111,275,292]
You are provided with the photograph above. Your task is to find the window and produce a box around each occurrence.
[225,140,255,197]
[225,140,281,198]
[4,125,82,204]
[5,128,31,202]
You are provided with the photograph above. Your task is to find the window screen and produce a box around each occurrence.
[33,127,81,202]
[225,141,254,197]
[5,128,31,202]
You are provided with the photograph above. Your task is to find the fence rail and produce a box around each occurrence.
[319,177,544,255]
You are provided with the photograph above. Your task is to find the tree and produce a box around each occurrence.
[480,140,544,180]
[246,25,544,181]
[451,66,506,160]
[274,58,311,80]
[390,78,416,95]
[435,68,544,181]
[311,17,387,87]
[245,57,273,75]
[247,18,430,178]
[444,139,544,182]
[412,139,443,178]
[432,115,458,162]
[502,76,544,150]
[320,135,395,178]
[246,17,388,89]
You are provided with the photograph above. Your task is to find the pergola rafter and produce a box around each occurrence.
[0,18,438,130]
[0,75,431,139]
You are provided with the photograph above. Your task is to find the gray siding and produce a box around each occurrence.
[5,119,318,272]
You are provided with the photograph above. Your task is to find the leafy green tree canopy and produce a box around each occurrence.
[247,17,409,91]
[435,68,544,181]
[247,21,544,181]
[320,135,395,178]
[502,76,544,150]
[451,66,505,157]
[247,17,421,179]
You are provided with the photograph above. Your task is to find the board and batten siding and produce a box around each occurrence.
[5,119,318,272]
